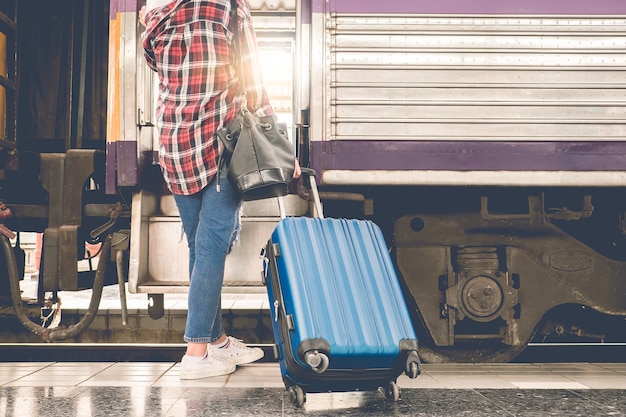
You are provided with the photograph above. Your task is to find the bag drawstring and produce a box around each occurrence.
[216,152,225,192]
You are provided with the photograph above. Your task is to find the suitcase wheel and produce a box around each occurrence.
[406,360,421,379]
[384,381,400,402]
[288,385,306,407]
[405,350,422,379]
[304,350,329,373]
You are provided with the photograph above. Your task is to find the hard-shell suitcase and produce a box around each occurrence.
[263,171,421,407]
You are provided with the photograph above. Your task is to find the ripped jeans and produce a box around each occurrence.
[173,170,242,343]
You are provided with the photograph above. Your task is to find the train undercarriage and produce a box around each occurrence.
[2,173,626,361]
[317,186,626,363]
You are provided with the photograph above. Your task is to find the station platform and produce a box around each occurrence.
[1,362,624,416]
[3,276,626,416]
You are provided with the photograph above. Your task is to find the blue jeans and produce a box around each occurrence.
[173,172,242,343]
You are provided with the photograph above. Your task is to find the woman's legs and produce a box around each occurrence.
[173,171,263,379]
[173,171,242,356]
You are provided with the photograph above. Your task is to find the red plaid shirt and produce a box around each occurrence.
[141,0,274,195]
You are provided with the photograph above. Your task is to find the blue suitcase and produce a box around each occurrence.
[263,200,421,406]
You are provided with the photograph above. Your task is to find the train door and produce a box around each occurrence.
[122,1,308,311]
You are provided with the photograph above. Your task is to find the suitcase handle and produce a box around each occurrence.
[282,168,323,220]
[300,168,324,219]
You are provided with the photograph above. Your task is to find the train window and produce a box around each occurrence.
[252,8,296,138]
[257,39,294,128]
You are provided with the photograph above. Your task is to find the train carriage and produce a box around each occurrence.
[0,0,625,361]
[301,0,626,361]
[301,0,626,362]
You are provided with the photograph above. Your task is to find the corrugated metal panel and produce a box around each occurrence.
[325,15,626,142]
[313,0,626,15]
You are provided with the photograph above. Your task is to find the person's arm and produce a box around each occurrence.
[140,5,158,72]
[236,0,300,179]
[139,5,148,26]
[236,1,274,118]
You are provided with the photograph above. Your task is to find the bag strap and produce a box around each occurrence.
[230,0,247,101]
[216,0,245,192]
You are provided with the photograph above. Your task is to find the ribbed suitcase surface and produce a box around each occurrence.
[265,216,420,398]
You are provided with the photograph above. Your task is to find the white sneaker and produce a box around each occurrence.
[212,336,264,365]
[179,349,236,380]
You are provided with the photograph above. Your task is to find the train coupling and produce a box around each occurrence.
[89,202,130,239]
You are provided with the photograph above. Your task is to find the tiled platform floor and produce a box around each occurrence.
[1,362,625,416]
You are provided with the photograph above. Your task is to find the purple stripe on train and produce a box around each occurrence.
[109,0,141,19]
[311,0,626,14]
[309,141,626,173]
